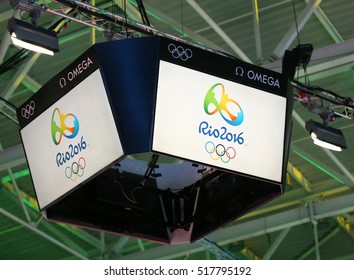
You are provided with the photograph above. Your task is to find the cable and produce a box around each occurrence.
[0,96,18,124]
[136,0,150,26]
[292,80,354,109]
[291,0,301,46]
[0,49,33,76]
[180,0,184,38]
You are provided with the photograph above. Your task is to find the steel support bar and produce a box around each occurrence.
[196,0,291,34]
[1,182,103,251]
[0,142,31,224]
[38,219,90,258]
[0,207,88,260]
[139,1,227,53]
[335,215,354,240]
[100,232,105,255]
[266,39,354,75]
[0,32,11,65]
[185,0,251,63]
[121,193,354,259]
[287,161,312,192]
[1,52,41,100]
[115,0,143,22]
[0,9,13,23]
[298,53,354,82]
[46,0,237,59]
[0,98,18,124]
[197,237,237,260]
[298,226,339,259]
[315,194,354,219]
[112,236,130,255]
[238,247,260,260]
[22,76,41,93]
[252,0,263,64]
[322,149,354,185]
[271,0,322,60]
[305,0,343,43]
[137,239,145,252]
[291,145,350,186]
[309,201,320,259]
[58,224,102,249]
[0,9,21,64]
[0,144,26,172]
[263,227,291,260]
[341,213,354,225]
[7,169,32,223]
[2,184,99,254]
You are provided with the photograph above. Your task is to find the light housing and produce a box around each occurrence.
[305,119,347,151]
[7,18,59,56]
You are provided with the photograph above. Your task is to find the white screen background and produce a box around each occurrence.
[153,61,287,182]
[21,70,124,209]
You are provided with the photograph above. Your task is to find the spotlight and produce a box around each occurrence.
[7,18,59,56]
[305,119,347,152]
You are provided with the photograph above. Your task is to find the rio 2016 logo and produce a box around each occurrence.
[51,108,87,179]
[199,83,245,163]
[51,108,80,145]
[203,83,244,126]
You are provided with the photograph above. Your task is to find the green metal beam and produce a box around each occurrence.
[297,226,340,259]
[237,247,261,260]
[121,193,354,259]
[292,146,348,185]
[0,225,23,236]
[111,236,130,255]
[287,161,312,192]
[1,181,102,249]
[263,227,291,259]
[0,206,88,260]
[335,215,354,240]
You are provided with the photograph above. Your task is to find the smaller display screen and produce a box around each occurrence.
[153,61,287,183]
[20,70,124,210]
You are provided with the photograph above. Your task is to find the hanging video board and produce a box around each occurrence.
[153,39,289,184]
[17,36,292,244]
[19,53,124,210]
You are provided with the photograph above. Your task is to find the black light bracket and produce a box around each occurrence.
[10,0,44,19]
[282,43,313,81]
[282,43,352,150]
[293,43,313,70]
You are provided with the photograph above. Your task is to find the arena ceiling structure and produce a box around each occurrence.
[1,0,354,260]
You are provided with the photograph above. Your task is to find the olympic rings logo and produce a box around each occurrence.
[168,43,193,61]
[205,141,236,163]
[65,157,86,181]
[21,101,35,119]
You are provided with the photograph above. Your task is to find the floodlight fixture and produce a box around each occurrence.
[7,18,59,56]
[305,119,347,152]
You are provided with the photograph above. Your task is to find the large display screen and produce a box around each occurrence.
[20,69,124,210]
[153,61,287,183]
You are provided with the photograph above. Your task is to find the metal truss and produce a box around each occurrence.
[0,98,18,124]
